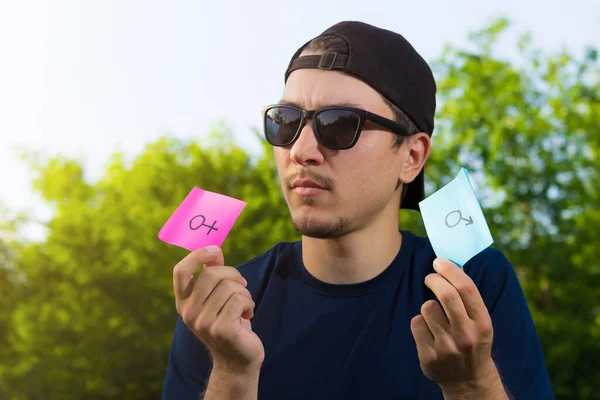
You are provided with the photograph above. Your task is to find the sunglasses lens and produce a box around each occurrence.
[316,109,361,149]
[264,106,302,146]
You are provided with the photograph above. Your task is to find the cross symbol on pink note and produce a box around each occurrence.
[188,214,219,235]
[158,187,246,251]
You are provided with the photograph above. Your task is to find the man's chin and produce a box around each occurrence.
[291,216,350,239]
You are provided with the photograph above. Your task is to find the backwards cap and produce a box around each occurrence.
[284,21,437,211]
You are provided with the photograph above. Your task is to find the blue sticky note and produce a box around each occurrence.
[418,167,493,267]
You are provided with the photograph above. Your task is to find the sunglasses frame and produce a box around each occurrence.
[261,104,411,150]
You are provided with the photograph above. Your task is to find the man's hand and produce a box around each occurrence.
[410,258,509,399]
[173,245,265,375]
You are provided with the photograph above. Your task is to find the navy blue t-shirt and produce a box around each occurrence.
[162,230,554,399]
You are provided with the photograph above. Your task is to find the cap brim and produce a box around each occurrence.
[400,168,425,211]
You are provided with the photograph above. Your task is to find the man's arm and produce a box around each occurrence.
[164,246,264,400]
[201,366,260,400]
[163,319,262,400]
[162,317,212,400]
[439,360,512,400]
[411,253,554,399]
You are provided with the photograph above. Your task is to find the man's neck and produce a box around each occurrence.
[301,215,403,285]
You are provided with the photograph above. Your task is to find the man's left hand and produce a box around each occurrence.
[410,258,505,396]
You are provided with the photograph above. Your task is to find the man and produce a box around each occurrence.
[162,21,554,399]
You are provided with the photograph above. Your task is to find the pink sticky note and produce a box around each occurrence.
[158,187,246,251]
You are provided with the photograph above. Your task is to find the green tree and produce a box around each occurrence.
[416,17,599,399]
[0,128,297,399]
[0,207,29,398]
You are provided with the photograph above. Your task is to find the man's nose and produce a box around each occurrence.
[289,122,325,166]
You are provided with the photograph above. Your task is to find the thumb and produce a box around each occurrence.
[201,245,225,267]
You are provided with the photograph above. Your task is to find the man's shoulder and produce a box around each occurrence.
[402,229,435,253]
[234,240,300,289]
[233,240,301,302]
[403,229,510,260]
[401,229,515,283]
[235,240,298,270]
[464,245,515,281]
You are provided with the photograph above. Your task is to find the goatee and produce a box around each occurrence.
[291,213,351,239]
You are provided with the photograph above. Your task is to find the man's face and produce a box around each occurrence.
[274,67,423,239]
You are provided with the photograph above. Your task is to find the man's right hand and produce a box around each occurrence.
[173,245,265,375]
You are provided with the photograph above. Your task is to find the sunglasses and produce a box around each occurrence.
[262,104,411,150]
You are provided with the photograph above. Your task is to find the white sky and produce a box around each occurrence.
[0,0,598,238]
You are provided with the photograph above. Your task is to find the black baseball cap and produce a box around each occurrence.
[284,21,437,211]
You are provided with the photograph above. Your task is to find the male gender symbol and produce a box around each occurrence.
[445,209,474,228]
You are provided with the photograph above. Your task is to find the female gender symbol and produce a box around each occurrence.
[189,215,219,235]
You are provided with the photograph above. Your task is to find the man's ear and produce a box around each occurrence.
[398,133,431,184]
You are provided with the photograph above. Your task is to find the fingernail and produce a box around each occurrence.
[205,245,219,255]
[243,277,248,286]
[433,258,441,271]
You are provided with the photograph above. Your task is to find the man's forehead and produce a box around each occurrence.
[277,98,367,110]
[282,68,384,111]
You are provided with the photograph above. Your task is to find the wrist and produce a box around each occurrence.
[439,362,509,400]
[206,363,262,400]
[212,359,262,380]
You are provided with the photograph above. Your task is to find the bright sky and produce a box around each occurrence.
[0,0,598,238]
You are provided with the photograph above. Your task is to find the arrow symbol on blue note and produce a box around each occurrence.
[419,168,494,267]
[445,210,474,228]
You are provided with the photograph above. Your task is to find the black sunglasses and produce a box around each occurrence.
[261,104,411,150]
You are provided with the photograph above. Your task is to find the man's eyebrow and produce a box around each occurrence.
[278,99,366,109]
[278,99,299,107]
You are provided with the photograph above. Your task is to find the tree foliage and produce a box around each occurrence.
[0,129,298,399]
[428,18,600,399]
